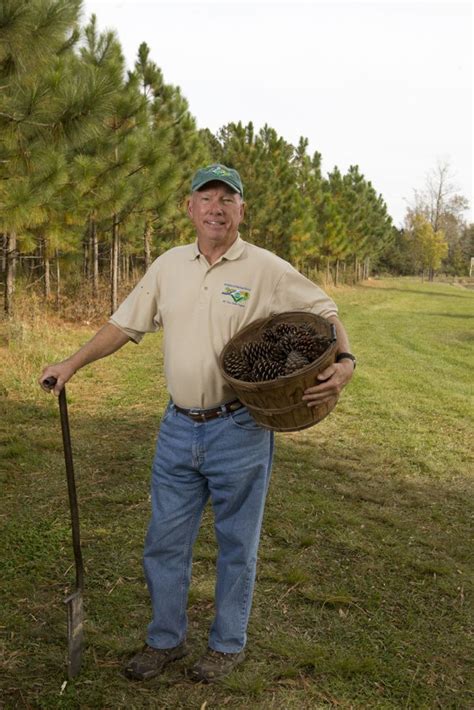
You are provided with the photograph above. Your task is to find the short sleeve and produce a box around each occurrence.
[270,264,338,318]
[108,258,162,343]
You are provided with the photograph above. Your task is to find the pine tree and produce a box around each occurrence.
[314,168,348,282]
[290,141,322,273]
[1,0,74,314]
[132,42,208,263]
[76,17,149,312]
[219,121,299,260]
[324,165,393,283]
[1,2,119,314]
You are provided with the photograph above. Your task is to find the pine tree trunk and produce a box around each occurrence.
[121,253,128,284]
[144,219,152,271]
[1,234,6,275]
[111,214,119,314]
[4,232,17,316]
[45,255,50,299]
[83,228,90,280]
[335,259,339,286]
[55,249,61,309]
[89,216,99,298]
[363,257,370,280]
[354,256,358,283]
[42,236,51,300]
[326,257,331,284]
[91,217,99,298]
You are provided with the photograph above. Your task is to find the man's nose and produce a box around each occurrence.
[209,199,223,213]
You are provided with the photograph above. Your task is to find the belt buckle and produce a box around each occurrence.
[188,408,206,421]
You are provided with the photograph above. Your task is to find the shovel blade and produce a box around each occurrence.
[64,589,84,678]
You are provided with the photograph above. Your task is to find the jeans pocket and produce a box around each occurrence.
[229,407,262,431]
[161,401,174,422]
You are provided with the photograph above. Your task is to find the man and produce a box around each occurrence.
[40,164,355,683]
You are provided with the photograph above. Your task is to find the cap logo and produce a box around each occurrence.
[209,165,232,176]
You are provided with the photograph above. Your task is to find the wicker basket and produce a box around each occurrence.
[219,311,338,432]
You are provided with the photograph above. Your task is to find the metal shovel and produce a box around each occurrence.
[44,377,84,678]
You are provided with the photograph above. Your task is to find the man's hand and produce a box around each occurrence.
[302,359,355,407]
[39,360,76,396]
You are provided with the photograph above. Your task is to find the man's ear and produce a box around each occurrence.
[239,200,245,221]
[187,196,194,219]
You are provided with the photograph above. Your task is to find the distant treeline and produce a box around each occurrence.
[1,1,472,317]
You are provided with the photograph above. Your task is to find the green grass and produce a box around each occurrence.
[1,278,473,709]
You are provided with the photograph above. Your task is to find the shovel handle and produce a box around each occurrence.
[43,376,58,389]
[46,377,84,592]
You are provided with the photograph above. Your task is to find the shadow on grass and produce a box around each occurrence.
[420,312,474,319]
[359,284,472,299]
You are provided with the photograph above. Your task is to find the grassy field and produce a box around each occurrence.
[1,278,473,709]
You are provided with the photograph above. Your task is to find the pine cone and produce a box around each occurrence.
[292,334,323,361]
[275,334,295,357]
[261,327,279,344]
[297,322,317,337]
[268,344,288,363]
[241,340,273,367]
[240,370,257,382]
[285,350,310,374]
[265,360,287,380]
[311,334,332,358]
[252,358,277,381]
[224,351,248,379]
[274,322,299,338]
[292,332,332,361]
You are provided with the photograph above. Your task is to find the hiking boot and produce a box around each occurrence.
[123,641,188,681]
[190,647,246,683]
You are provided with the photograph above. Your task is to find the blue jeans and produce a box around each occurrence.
[143,402,274,653]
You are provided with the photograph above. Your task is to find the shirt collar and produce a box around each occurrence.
[190,234,245,262]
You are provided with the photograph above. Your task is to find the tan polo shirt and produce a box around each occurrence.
[110,236,338,408]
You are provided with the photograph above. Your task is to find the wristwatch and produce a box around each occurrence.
[335,352,356,369]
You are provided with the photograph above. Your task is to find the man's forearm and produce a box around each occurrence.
[65,322,131,373]
[39,322,131,394]
[327,315,352,354]
[302,314,354,406]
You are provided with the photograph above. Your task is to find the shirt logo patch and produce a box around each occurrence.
[222,283,251,307]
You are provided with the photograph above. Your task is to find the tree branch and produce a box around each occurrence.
[0,111,53,127]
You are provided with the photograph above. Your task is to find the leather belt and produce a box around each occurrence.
[173,399,243,422]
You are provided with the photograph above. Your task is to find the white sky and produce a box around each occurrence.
[82,0,473,227]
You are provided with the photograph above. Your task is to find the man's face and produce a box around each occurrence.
[187,181,244,247]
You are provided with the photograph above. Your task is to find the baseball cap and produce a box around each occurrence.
[191,163,244,197]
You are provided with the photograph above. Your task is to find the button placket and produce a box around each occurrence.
[198,270,211,309]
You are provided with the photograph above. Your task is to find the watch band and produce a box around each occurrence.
[335,352,356,369]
